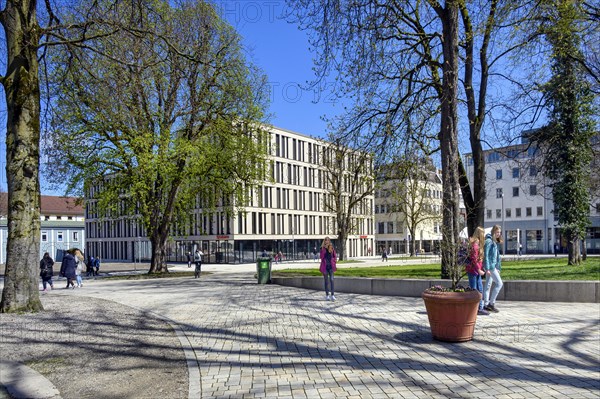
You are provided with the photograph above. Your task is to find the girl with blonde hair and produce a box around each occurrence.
[467,227,489,315]
[74,249,85,288]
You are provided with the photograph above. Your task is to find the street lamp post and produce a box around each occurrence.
[501,193,505,255]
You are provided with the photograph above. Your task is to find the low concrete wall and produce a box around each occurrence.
[271,277,600,303]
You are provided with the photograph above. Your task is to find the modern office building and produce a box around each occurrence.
[464,137,600,254]
[0,194,85,263]
[84,125,375,263]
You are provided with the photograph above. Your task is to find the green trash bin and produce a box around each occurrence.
[256,257,272,284]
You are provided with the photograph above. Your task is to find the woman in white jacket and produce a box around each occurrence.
[74,249,85,288]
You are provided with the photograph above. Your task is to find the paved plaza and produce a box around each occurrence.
[1,262,599,398]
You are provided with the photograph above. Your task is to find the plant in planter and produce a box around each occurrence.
[421,242,482,342]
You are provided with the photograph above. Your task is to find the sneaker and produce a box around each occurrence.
[477,309,490,316]
[485,304,499,313]
[326,295,330,301]
[331,295,336,301]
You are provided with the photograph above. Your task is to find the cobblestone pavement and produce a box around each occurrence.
[59,272,599,399]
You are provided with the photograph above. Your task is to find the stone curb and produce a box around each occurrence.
[0,360,62,399]
[272,277,600,302]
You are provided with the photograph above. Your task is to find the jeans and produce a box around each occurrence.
[42,278,53,290]
[468,273,484,310]
[76,275,82,286]
[323,269,334,295]
[484,268,503,305]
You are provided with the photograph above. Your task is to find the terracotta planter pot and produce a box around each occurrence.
[421,289,482,342]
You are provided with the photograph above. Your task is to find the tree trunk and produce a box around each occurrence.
[337,230,347,261]
[409,227,416,256]
[459,149,485,238]
[0,0,43,313]
[438,2,461,285]
[567,236,581,266]
[581,238,587,260]
[148,230,169,273]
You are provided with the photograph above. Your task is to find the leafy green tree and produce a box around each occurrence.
[0,0,117,312]
[533,0,597,265]
[45,1,269,272]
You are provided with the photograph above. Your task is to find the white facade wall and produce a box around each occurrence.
[465,142,600,254]
[0,215,85,264]
[374,175,443,255]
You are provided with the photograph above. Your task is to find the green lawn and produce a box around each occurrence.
[273,257,600,281]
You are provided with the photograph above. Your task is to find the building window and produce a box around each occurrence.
[516,208,521,217]
[487,209,492,219]
[530,185,537,196]
[387,222,394,234]
[57,231,64,242]
[496,169,502,179]
[496,188,503,198]
[526,207,532,217]
[496,209,501,218]
[506,208,511,218]
[513,187,519,197]
[73,231,79,242]
[537,206,543,216]
[41,231,48,242]
[378,222,385,234]
[529,165,537,176]
[512,167,520,178]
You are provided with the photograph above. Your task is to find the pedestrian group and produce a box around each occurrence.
[40,249,100,291]
[466,224,504,315]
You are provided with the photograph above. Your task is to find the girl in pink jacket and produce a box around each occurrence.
[467,227,489,315]
[319,237,337,301]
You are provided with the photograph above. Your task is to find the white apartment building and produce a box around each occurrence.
[84,125,375,263]
[374,159,443,255]
[465,138,600,254]
[0,194,85,263]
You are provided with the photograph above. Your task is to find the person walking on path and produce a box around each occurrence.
[93,257,101,276]
[194,249,204,278]
[74,249,85,288]
[40,252,55,291]
[466,227,489,316]
[86,255,94,277]
[484,225,504,313]
[381,247,388,262]
[320,237,337,301]
[187,252,193,268]
[60,250,77,289]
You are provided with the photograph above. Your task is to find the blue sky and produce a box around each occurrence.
[219,0,343,137]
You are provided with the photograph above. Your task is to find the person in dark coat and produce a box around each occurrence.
[93,257,101,276]
[40,252,55,291]
[60,250,77,289]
